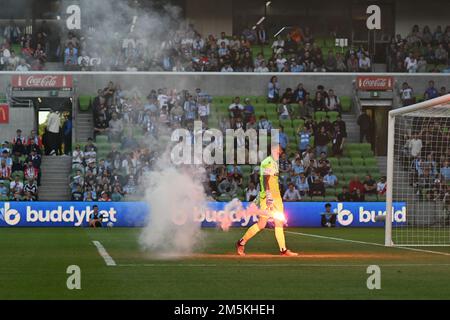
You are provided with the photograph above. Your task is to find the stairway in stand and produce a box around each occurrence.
[39,156,72,201]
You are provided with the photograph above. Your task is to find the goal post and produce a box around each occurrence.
[385,94,450,247]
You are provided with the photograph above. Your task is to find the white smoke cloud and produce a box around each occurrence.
[75,0,184,69]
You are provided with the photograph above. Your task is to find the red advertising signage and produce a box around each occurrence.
[11,74,73,89]
[0,104,9,124]
[356,76,393,91]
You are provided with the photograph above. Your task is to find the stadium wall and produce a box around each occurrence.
[0,106,35,142]
[394,0,450,37]
[0,72,449,97]
[0,201,406,228]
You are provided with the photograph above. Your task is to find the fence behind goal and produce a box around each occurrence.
[386,94,450,246]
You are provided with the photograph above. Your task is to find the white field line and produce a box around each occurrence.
[283,230,450,257]
[92,240,116,266]
[116,263,450,268]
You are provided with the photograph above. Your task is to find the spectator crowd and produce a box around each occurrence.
[0,129,42,201]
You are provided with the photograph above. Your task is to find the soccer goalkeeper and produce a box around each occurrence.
[236,144,298,256]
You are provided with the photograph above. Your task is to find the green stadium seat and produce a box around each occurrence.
[95,135,108,144]
[279,119,293,128]
[325,188,337,197]
[364,158,378,167]
[328,157,339,167]
[292,119,305,130]
[365,194,378,202]
[339,157,352,166]
[314,111,326,121]
[327,111,339,122]
[340,96,351,113]
[351,157,364,166]
[349,150,363,158]
[78,95,92,112]
[311,196,325,202]
[340,165,355,173]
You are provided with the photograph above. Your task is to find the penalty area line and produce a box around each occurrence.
[92,240,116,266]
[283,230,450,257]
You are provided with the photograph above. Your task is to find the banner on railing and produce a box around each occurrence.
[0,201,406,228]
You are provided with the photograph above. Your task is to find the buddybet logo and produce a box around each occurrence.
[0,203,21,226]
[335,203,406,226]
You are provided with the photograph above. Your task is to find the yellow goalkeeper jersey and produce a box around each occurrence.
[259,155,281,200]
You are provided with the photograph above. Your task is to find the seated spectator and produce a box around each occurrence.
[377,176,387,195]
[242,98,255,125]
[257,116,272,131]
[337,186,352,201]
[228,96,244,127]
[283,183,302,201]
[349,176,365,194]
[363,174,377,194]
[320,203,337,227]
[323,170,338,188]
[23,178,38,200]
[310,176,325,196]
[351,188,365,201]
[0,159,11,181]
[324,89,341,112]
[441,160,450,181]
[0,181,9,200]
[218,175,238,198]
[358,52,371,72]
[312,92,326,112]
[295,173,309,196]
[245,182,258,202]
[72,145,84,172]
[88,205,103,227]
[277,98,292,120]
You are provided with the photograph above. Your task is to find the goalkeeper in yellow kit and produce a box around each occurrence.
[236,144,298,256]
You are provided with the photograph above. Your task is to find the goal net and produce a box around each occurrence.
[386,94,450,246]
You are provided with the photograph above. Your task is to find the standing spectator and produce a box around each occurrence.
[357,110,372,143]
[400,82,415,106]
[62,114,72,155]
[424,80,439,100]
[315,126,330,157]
[267,76,280,103]
[46,109,61,155]
[108,112,124,142]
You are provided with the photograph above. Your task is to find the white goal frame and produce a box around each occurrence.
[385,94,450,247]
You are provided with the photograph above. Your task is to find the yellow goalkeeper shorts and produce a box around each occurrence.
[259,197,284,220]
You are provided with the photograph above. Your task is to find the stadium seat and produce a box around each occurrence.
[340,96,351,113]
[314,111,326,122]
[364,158,378,167]
[365,194,378,202]
[339,157,352,166]
[78,95,92,112]
[351,157,364,167]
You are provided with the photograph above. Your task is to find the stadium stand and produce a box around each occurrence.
[71,79,386,202]
[1,20,448,73]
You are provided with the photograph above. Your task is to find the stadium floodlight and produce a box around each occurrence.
[385,94,450,247]
[266,1,272,7]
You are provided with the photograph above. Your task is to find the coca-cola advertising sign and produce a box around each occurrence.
[11,75,73,89]
[357,76,393,91]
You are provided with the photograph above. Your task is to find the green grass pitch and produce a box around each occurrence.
[1,227,450,299]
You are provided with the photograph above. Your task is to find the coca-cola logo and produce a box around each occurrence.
[25,75,58,87]
[357,76,393,91]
